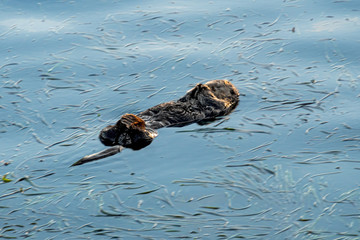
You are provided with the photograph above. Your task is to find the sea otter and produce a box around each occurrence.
[72,80,239,166]
[99,80,239,150]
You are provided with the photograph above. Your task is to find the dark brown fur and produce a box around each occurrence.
[100,80,239,150]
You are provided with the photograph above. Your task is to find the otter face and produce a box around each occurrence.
[99,114,158,150]
[183,80,239,103]
[204,80,239,103]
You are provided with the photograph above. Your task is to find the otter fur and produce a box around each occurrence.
[99,80,239,150]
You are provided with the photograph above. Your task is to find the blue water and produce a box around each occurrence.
[1,0,360,239]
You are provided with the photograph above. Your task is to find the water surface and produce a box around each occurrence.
[1,0,360,239]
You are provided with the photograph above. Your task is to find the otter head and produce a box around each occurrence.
[180,80,239,114]
[182,80,239,102]
[204,80,239,104]
[99,114,158,150]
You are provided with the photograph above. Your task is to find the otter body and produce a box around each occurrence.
[100,80,239,150]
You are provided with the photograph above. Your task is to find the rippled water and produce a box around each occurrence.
[1,0,360,239]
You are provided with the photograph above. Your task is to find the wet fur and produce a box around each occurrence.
[100,80,239,149]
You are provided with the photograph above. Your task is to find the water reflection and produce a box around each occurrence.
[0,18,68,33]
[310,17,360,33]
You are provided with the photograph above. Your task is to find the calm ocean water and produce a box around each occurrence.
[1,0,360,239]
